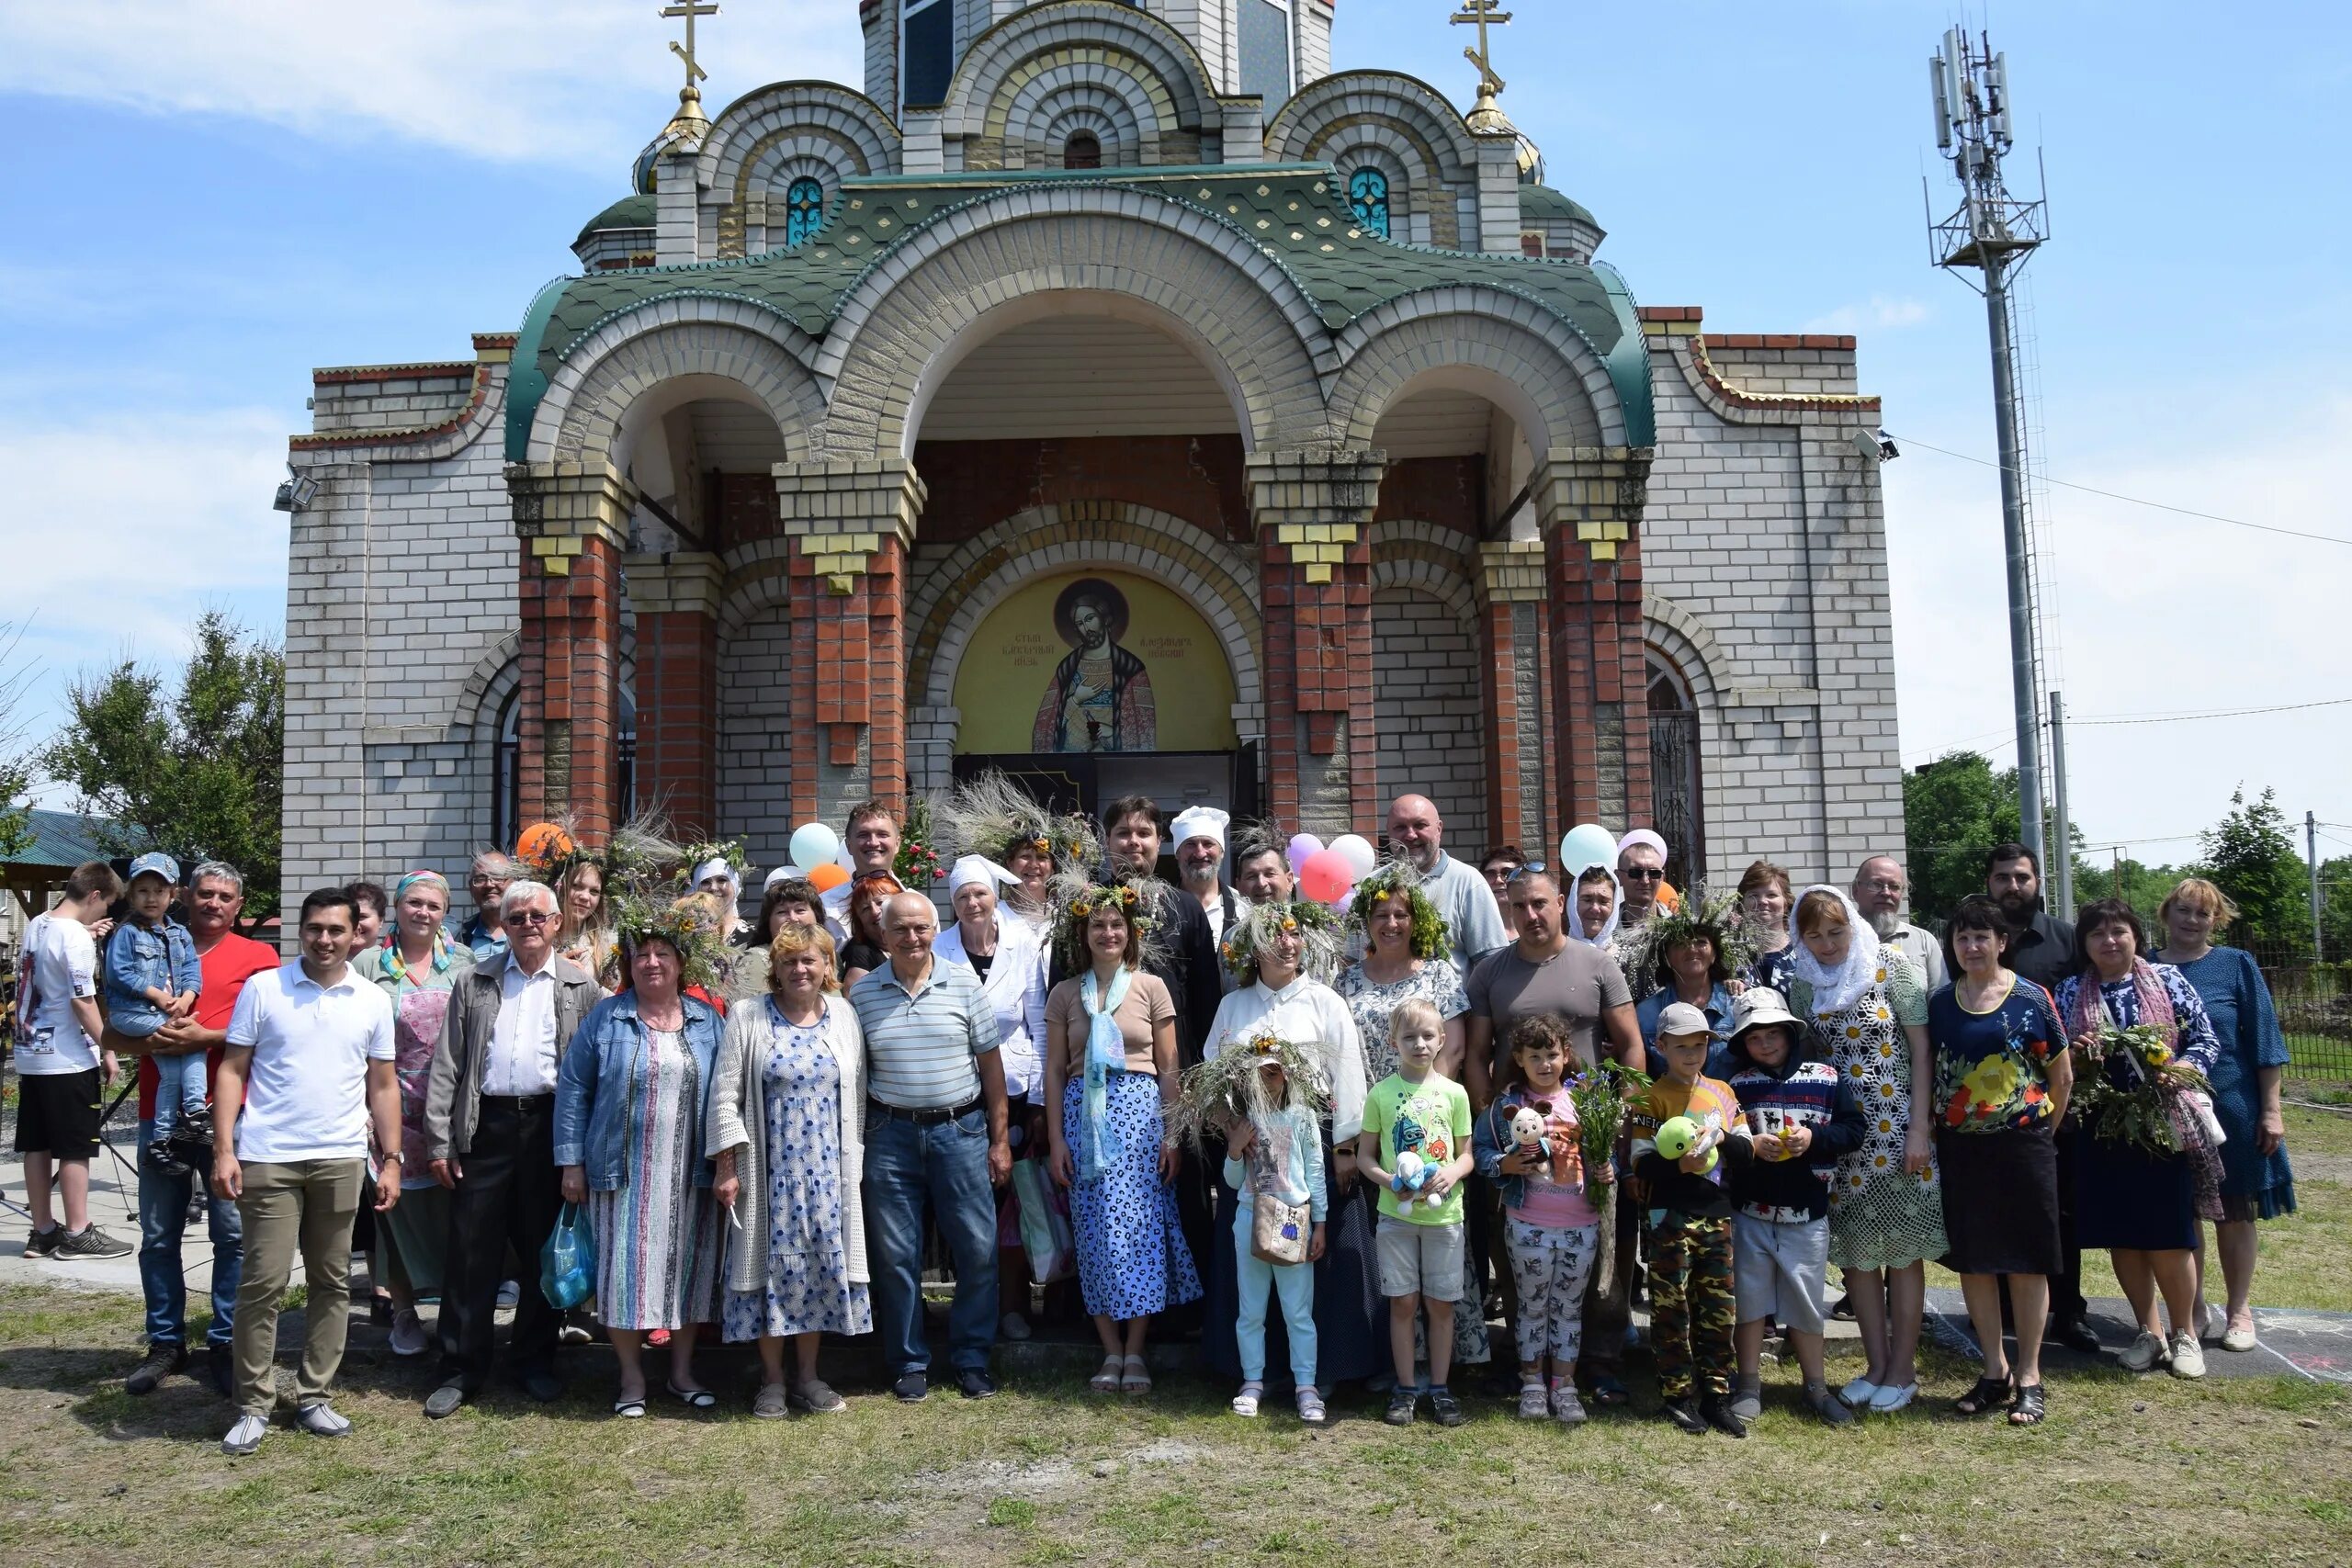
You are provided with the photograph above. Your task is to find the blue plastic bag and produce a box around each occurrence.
[540,1201,596,1310]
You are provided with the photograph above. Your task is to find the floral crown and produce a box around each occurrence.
[1219,898,1343,984]
[1050,875,1164,971]
[1165,1032,1334,1149]
[1623,885,1757,987]
[1346,859,1451,961]
[611,891,726,992]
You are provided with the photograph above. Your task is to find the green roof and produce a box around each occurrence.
[1520,184,1599,230]
[5,809,127,872]
[573,194,656,246]
[511,163,1653,459]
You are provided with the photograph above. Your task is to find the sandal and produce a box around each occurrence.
[1089,1355,1124,1393]
[1953,1373,2012,1417]
[2008,1382,2047,1426]
[1588,1374,1631,1408]
[665,1382,718,1410]
[1120,1354,1152,1395]
[1230,1381,1263,1418]
[612,1395,648,1419]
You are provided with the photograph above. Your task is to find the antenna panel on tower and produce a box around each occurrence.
[1930,56,1953,150]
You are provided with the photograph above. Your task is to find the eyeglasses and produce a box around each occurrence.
[507,909,555,925]
[1620,866,1666,883]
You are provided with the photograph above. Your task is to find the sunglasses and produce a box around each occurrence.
[507,908,556,925]
[1621,866,1667,883]
[1504,861,1549,884]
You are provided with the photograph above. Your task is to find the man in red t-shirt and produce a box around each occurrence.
[115,861,281,1398]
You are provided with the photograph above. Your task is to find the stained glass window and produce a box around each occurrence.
[1349,167,1391,238]
[785,176,824,245]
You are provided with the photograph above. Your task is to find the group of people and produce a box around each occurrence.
[7,785,2297,1451]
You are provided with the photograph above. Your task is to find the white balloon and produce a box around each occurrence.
[788,822,842,873]
[1329,833,1377,879]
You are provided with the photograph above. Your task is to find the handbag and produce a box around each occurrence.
[1250,1191,1311,1266]
[539,1201,597,1310]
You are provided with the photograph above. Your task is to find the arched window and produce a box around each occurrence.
[1349,167,1391,239]
[1063,131,1102,171]
[783,176,824,246]
[491,685,636,853]
[901,0,953,110]
[1645,651,1702,886]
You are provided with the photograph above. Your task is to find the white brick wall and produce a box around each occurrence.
[1371,587,1487,852]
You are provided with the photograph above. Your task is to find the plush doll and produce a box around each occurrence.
[1389,1109,1439,1211]
[1655,1113,1719,1175]
[1509,1103,1552,1179]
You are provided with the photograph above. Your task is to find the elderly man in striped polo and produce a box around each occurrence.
[849,890,1012,1404]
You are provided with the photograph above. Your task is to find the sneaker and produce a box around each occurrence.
[1728,1382,1763,1425]
[221,1414,268,1456]
[1384,1389,1419,1426]
[790,1378,848,1415]
[296,1401,352,1438]
[559,1318,595,1347]
[1700,1393,1749,1438]
[956,1369,997,1401]
[126,1341,187,1396]
[424,1382,467,1419]
[1517,1382,1550,1421]
[999,1311,1033,1342]
[1659,1397,1707,1435]
[1428,1387,1465,1427]
[147,1140,191,1178]
[52,1224,133,1259]
[388,1308,429,1358]
[1549,1383,1588,1427]
[1295,1387,1329,1427]
[891,1371,929,1404]
[2167,1332,2207,1381]
[2117,1329,2169,1373]
[1804,1382,1857,1427]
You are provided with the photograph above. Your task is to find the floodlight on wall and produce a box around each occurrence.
[1849,427,1901,465]
[272,467,319,513]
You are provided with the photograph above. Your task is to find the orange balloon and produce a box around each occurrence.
[1656,881,1682,913]
[515,822,574,863]
[808,863,850,893]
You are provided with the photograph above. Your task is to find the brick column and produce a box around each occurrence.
[1248,449,1385,839]
[508,461,634,838]
[1476,539,1554,857]
[625,550,724,838]
[1536,446,1657,832]
[772,457,926,825]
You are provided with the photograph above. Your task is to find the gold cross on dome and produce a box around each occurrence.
[662,0,718,93]
[1450,0,1511,98]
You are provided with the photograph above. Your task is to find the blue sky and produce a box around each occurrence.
[2,0,2346,862]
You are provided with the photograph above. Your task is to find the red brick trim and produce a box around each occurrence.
[290,360,497,452]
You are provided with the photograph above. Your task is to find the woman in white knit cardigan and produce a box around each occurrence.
[709,923,870,1417]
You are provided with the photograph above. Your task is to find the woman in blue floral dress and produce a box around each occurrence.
[710,924,871,1417]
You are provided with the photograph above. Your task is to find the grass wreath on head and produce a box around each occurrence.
[1220,898,1344,987]
[1347,859,1452,961]
[1622,886,1756,991]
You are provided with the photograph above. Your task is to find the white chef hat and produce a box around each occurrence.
[1170,806,1230,852]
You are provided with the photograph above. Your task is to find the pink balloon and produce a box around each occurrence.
[1299,849,1353,904]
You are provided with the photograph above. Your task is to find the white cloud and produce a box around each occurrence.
[1883,392,2352,851]
[0,0,864,170]
[1803,296,1932,335]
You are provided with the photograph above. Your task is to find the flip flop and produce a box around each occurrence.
[613,1396,648,1419]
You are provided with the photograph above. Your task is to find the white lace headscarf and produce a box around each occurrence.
[1566,864,1623,951]
[1787,884,1883,1016]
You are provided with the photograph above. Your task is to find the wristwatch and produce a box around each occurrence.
[380,1151,405,1166]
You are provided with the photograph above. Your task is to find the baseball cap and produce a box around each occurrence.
[126,851,182,886]
[1654,1000,1724,1041]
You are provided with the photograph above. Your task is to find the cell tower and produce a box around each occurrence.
[1925,28,2055,870]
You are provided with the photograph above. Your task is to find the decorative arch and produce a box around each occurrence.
[1265,71,1482,245]
[905,502,1262,717]
[529,309,826,468]
[1367,518,1479,626]
[1640,592,1727,709]
[699,81,899,194]
[813,187,1338,457]
[1643,592,1725,886]
[944,2,1222,163]
[1329,290,1629,455]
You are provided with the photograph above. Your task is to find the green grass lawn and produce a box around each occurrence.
[2,1279,2348,1568]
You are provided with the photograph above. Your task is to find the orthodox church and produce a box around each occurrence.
[278,0,1905,901]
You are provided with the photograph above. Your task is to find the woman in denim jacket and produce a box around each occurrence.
[555,918,728,1418]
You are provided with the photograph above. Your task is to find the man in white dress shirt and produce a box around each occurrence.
[422,880,604,1417]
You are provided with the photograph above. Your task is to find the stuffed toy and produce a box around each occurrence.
[1508,1103,1553,1179]
[1655,1113,1719,1175]
[1388,1108,1442,1211]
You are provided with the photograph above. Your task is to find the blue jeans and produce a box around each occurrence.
[137,1120,243,1350]
[861,1105,999,1377]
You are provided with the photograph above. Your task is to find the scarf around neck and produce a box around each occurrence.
[1077,966,1134,1184]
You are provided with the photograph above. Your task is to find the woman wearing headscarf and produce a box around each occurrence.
[1567,864,1623,951]
[935,854,1053,1340]
[556,899,729,1417]
[1043,876,1200,1392]
[1785,884,1941,1413]
[1199,900,1380,1388]
[2057,898,2225,1379]
[354,870,475,1358]
[709,922,869,1416]
[2153,878,2295,1352]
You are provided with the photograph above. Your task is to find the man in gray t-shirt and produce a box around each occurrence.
[1462,868,1639,1107]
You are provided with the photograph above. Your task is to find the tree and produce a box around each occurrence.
[2199,786,2312,955]
[0,620,37,861]
[42,612,285,919]
[1901,750,2084,924]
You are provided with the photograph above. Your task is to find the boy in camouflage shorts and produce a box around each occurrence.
[1630,1002,1755,1438]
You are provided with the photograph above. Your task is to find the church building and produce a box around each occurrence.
[278,0,1905,898]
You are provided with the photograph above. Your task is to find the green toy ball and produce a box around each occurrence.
[1656,1114,1718,1172]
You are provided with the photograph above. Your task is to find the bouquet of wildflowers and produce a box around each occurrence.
[1566,1058,1650,1187]
[2070,1023,2211,1155]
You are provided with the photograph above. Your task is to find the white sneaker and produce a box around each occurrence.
[2117,1329,2169,1372]
[297,1401,353,1437]
[1517,1382,1550,1420]
[389,1307,429,1358]
[221,1414,267,1455]
[2167,1332,2207,1380]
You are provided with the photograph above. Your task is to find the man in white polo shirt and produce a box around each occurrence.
[210,888,400,1456]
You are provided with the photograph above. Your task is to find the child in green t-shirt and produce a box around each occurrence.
[1355,998,1475,1427]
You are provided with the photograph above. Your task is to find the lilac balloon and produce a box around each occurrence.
[1286,833,1326,873]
